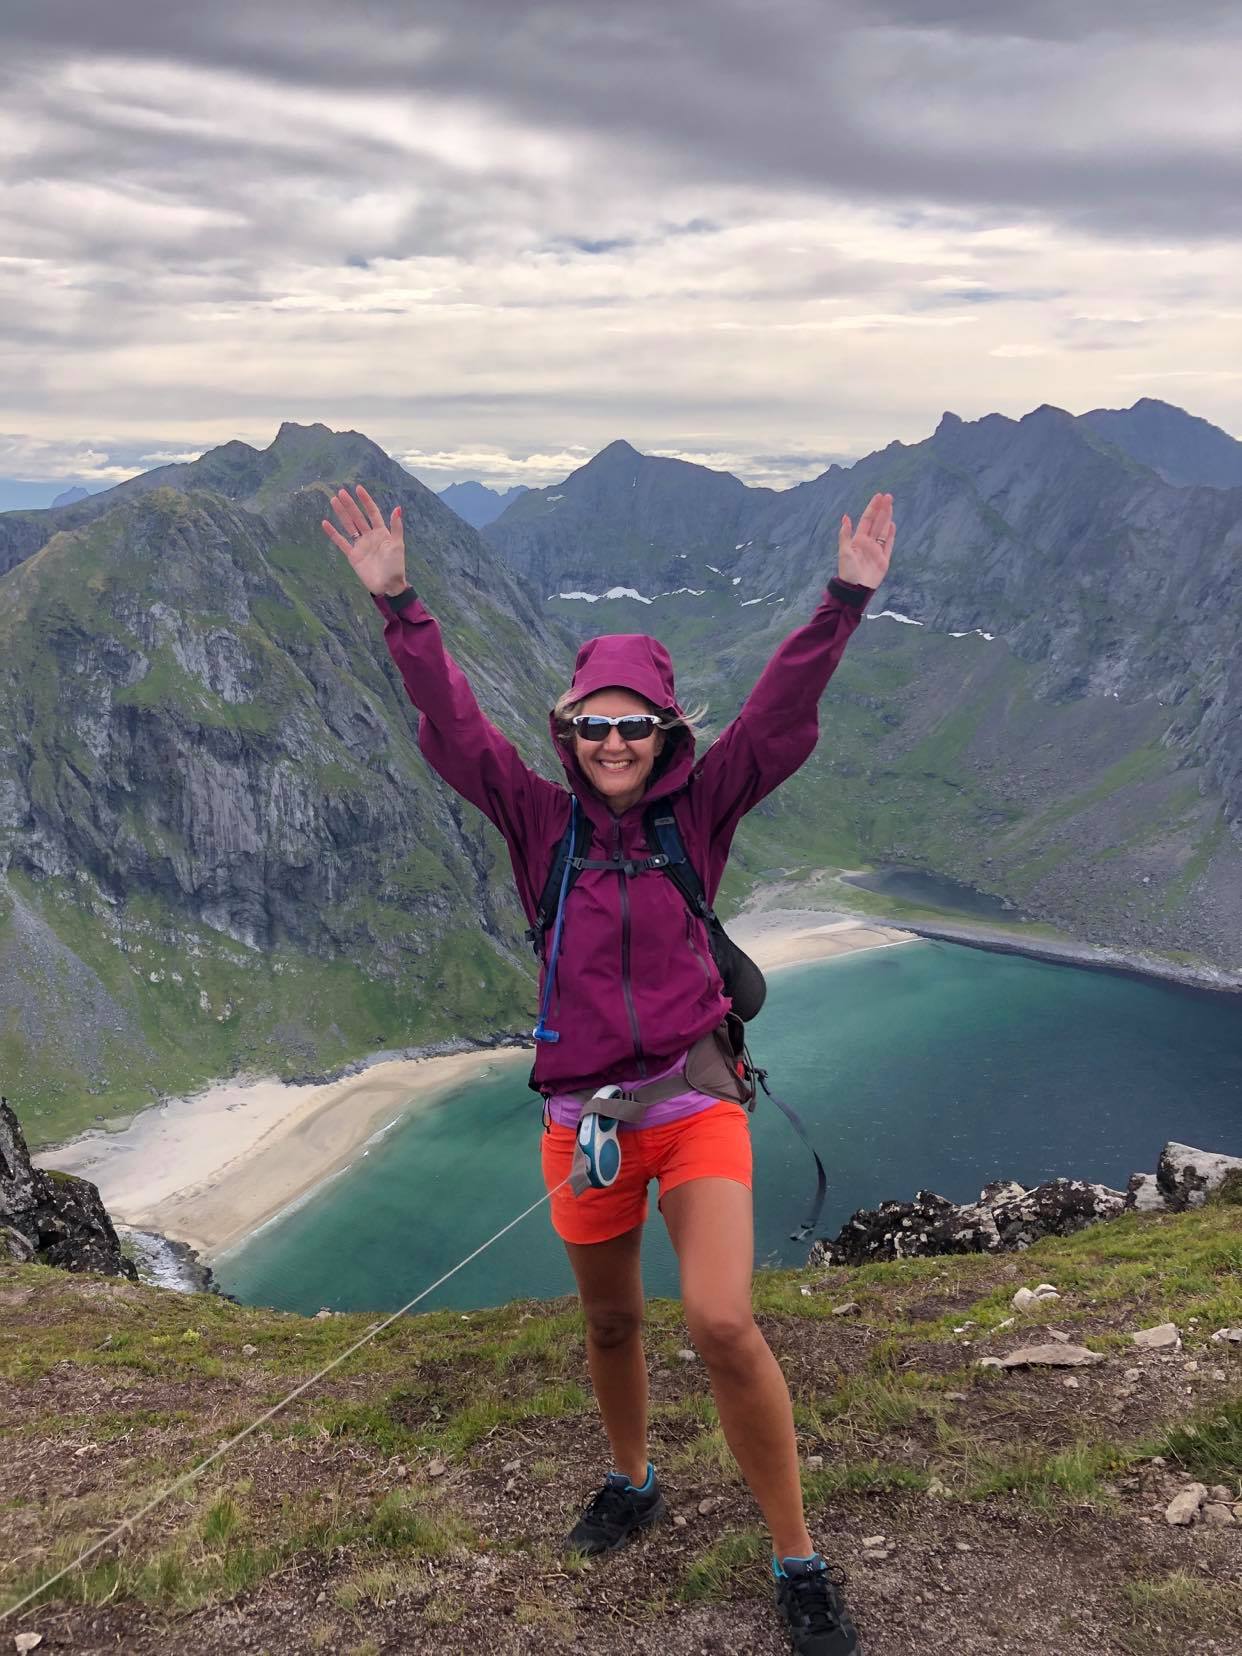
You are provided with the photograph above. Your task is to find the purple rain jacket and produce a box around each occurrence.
[373,577,873,1097]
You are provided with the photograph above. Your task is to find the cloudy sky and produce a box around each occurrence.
[2,0,1240,507]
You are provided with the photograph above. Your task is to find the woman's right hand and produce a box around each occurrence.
[321,486,408,597]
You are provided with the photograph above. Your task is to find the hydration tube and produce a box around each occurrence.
[533,798,579,1043]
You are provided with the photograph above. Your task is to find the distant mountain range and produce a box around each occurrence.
[1078,398,1242,490]
[437,480,529,528]
[51,486,91,508]
[1,401,1239,1141]
[485,400,1242,831]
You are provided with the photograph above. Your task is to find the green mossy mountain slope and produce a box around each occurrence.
[0,432,570,1143]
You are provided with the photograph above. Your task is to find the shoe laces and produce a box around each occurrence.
[784,1563,848,1635]
[583,1477,640,1529]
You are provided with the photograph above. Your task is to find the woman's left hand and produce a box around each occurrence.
[838,492,895,588]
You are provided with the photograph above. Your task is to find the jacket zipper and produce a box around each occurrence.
[686,913,714,991]
[615,819,647,1077]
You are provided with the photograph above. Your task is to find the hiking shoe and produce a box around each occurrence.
[774,1555,861,1655]
[566,1466,667,1557]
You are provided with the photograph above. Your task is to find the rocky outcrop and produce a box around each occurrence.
[1154,1142,1242,1210]
[812,1141,1235,1266]
[811,1177,1127,1267]
[1122,1143,1242,1214]
[0,1096,136,1278]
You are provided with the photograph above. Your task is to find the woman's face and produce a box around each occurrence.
[572,688,666,815]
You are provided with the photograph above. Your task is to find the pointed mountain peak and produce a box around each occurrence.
[270,420,338,449]
[1021,403,1074,425]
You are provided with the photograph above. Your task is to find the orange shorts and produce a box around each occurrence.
[541,1100,752,1245]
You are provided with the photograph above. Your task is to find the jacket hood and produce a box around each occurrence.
[568,632,683,713]
[550,631,695,813]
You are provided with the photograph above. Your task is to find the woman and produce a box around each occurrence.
[323,483,895,1656]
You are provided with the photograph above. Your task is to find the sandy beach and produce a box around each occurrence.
[34,911,916,1262]
[36,1048,531,1261]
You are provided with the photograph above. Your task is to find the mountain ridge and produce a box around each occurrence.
[436,480,529,529]
[0,431,573,1139]
[2,404,1239,1141]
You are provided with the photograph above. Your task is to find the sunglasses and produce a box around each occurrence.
[571,713,668,742]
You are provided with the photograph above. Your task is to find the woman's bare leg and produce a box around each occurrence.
[662,1177,813,1559]
[564,1225,649,1484]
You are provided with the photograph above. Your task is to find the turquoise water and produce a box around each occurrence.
[215,941,1242,1315]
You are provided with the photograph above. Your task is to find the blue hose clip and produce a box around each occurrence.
[533,800,578,1044]
[577,1086,623,1189]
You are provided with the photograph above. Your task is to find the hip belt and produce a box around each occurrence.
[564,1020,752,1197]
[561,1015,828,1243]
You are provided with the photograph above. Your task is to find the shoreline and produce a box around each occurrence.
[34,913,917,1266]
[741,872,1242,999]
[35,894,1238,1278]
[36,1047,532,1263]
[893,917,1242,999]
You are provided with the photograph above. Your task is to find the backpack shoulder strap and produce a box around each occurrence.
[643,799,713,921]
[527,797,591,958]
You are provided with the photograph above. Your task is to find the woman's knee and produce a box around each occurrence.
[583,1303,644,1350]
[684,1304,759,1370]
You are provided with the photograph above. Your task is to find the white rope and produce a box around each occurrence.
[1,1178,569,1624]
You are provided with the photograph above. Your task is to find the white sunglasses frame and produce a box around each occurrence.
[570,713,671,740]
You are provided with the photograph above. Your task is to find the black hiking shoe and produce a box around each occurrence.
[774,1555,861,1655]
[566,1466,667,1557]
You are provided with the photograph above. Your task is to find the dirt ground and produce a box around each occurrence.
[2,1209,1241,1655]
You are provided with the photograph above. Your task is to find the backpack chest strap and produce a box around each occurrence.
[574,853,670,878]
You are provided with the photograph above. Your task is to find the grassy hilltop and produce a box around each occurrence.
[2,1200,1240,1655]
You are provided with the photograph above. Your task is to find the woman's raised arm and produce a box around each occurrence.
[322,487,563,847]
[688,493,896,855]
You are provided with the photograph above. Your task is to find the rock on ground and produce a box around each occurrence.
[997,1344,1104,1369]
[1165,1484,1207,1525]
[1132,1322,1181,1350]
[1124,1172,1166,1212]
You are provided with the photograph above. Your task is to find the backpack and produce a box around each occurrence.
[527,797,767,1019]
[526,795,826,1241]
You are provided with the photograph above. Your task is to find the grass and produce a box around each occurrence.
[3,1182,1242,1644]
[677,1528,771,1602]
[960,1441,1129,1509]
[1118,1572,1242,1654]
[1159,1397,1242,1482]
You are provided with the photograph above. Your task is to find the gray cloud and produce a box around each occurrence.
[5,0,1241,236]
[1,0,1240,489]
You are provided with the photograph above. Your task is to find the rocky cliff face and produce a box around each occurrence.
[1080,397,1242,490]
[0,1095,136,1276]
[488,402,1242,830]
[481,401,1242,965]
[0,426,571,1136]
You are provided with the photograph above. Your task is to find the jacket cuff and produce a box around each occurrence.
[827,577,873,608]
[373,587,419,620]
